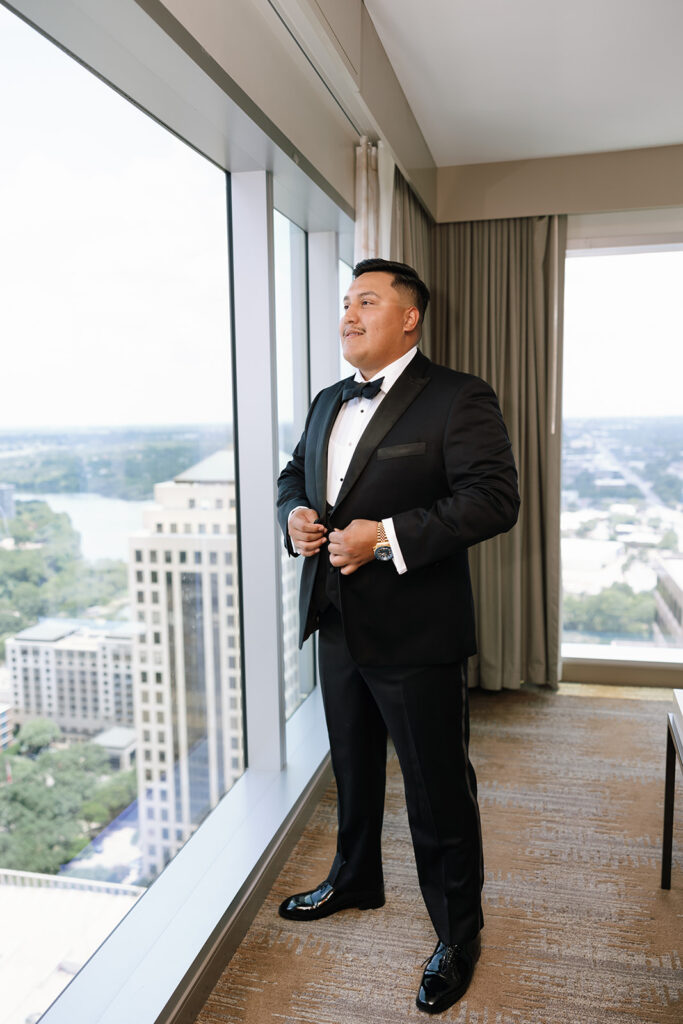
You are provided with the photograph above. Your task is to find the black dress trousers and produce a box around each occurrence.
[317,602,485,947]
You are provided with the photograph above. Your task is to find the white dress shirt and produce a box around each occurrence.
[290,346,418,575]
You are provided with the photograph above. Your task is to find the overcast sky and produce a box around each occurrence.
[0,5,233,429]
[1,5,681,429]
[563,249,683,418]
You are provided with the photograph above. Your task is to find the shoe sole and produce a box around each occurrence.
[278,892,385,921]
[415,944,481,1014]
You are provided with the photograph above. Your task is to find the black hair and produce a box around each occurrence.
[352,258,430,326]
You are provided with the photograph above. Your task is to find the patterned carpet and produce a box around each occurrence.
[194,690,682,1023]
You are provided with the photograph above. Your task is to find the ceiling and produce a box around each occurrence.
[364,0,683,167]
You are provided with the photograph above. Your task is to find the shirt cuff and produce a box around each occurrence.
[288,506,310,525]
[383,517,407,575]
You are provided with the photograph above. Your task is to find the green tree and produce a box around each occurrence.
[0,815,89,873]
[43,559,127,616]
[0,502,127,637]
[658,529,679,552]
[0,742,112,873]
[95,769,137,817]
[74,768,137,830]
[0,604,23,633]
[16,719,63,756]
[563,583,655,639]
[9,501,81,571]
[81,798,109,826]
[0,549,48,593]
[12,581,49,619]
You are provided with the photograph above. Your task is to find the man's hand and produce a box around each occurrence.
[328,519,377,575]
[289,507,327,556]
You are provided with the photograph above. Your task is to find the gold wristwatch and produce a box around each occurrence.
[373,521,393,562]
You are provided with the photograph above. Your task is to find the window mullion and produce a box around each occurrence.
[231,170,286,772]
[307,231,342,393]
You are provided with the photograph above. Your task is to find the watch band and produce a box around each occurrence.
[373,521,394,561]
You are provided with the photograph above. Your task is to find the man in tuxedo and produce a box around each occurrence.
[276,258,519,1014]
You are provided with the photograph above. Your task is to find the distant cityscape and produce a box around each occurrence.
[0,427,302,890]
[561,417,683,648]
[0,415,681,895]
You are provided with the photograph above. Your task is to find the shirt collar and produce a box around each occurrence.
[353,346,418,394]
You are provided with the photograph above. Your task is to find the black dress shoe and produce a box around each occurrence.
[416,933,481,1014]
[278,880,385,921]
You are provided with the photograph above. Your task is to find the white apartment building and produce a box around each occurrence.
[129,449,300,879]
[129,450,241,878]
[6,620,135,735]
[0,482,15,524]
[0,702,13,750]
[655,557,683,643]
[281,544,303,720]
[129,452,301,876]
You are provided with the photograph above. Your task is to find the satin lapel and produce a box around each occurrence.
[331,354,431,512]
[313,383,345,515]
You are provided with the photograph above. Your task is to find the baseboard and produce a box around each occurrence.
[561,659,681,687]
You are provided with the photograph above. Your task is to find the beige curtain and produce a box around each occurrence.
[353,137,379,263]
[390,166,434,352]
[431,215,567,690]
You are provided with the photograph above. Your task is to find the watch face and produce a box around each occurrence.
[374,544,393,562]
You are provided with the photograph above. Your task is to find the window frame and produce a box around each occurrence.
[561,214,683,684]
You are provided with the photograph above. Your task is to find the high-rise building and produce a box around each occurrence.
[654,557,683,643]
[0,482,15,525]
[6,620,135,735]
[0,702,13,751]
[129,449,301,878]
[281,536,302,720]
[131,451,230,876]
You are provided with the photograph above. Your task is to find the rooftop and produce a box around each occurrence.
[12,619,137,644]
[174,449,235,485]
[93,727,137,751]
[12,619,82,643]
[0,873,142,1024]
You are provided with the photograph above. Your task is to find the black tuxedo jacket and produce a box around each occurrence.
[277,350,520,667]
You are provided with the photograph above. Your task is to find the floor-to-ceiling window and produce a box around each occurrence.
[561,248,683,662]
[0,1,352,1020]
[0,4,243,1014]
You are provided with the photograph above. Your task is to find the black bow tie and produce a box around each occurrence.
[341,378,384,403]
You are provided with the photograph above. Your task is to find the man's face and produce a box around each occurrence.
[340,271,417,378]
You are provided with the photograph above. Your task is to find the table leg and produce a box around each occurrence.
[661,717,676,890]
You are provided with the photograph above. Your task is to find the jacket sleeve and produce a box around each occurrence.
[276,392,321,556]
[392,376,520,571]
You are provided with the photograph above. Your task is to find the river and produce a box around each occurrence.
[16,492,152,562]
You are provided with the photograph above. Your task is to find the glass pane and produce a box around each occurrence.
[561,250,683,660]
[339,259,354,377]
[273,210,315,718]
[0,6,243,1014]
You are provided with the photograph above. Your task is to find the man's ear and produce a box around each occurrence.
[404,306,420,332]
